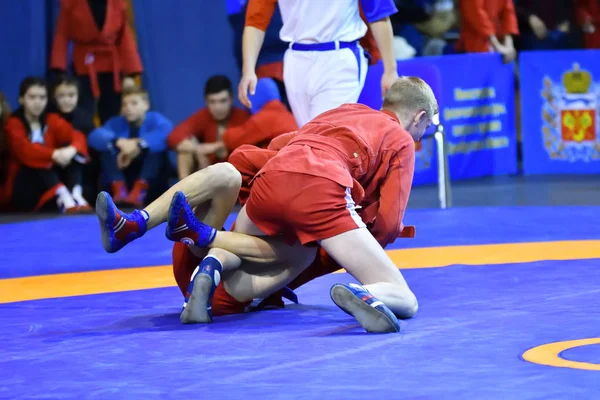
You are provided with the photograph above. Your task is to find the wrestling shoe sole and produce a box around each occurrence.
[95,192,115,254]
[330,284,400,333]
[180,274,213,324]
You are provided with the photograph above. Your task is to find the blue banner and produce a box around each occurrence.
[520,50,600,174]
[359,53,518,186]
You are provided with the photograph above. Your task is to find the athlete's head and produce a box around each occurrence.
[19,77,48,119]
[121,87,150,123]
[382,76,439,141]
[205,75,233,122]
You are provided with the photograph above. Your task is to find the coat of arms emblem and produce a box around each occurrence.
[541,63,600,162]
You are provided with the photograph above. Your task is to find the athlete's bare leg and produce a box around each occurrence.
[96,162,241,253]
[145,162,241,230]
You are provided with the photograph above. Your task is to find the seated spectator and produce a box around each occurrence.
[50,75,99,204]
[515,0,581,50]
[456,0,519,63]
[3,77,90,213]
[576,0,600,48]
[50,75,96,135]
[167,75,250,179]
[0,91,12,209]
[222,78,297,152]
[88,87,172,208]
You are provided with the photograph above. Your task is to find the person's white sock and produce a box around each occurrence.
[71,184,88,206]
[56,185,76,210]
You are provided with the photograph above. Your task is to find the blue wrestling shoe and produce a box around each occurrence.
[95,191,148,253]
[165,191,217,247]
[180,255,223,324]
[330,283,401,333]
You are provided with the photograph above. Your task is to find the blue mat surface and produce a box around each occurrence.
[2,259,600,399]
[1,206,599,278]
[2,206,600,399]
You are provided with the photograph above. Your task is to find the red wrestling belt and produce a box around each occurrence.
[84,46,121,99]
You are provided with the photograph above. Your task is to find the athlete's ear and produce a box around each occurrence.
[414,110,426,125]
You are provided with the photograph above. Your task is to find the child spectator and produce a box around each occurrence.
[167,75,250,179]
[50,75,96,135]
[3,77,90,213]
[50,74,99,204]
[88,87,172,208]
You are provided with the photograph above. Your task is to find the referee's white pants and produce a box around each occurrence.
[283,44,369,127]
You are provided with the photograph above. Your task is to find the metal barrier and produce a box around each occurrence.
[424,124,452,209]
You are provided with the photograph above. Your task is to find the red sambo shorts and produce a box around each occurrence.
[245,171,366,245]
[172,242,251,316]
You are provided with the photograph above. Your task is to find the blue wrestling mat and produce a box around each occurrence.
[1,206,600,399]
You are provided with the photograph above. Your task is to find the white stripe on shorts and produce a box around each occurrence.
[344,188,366,229]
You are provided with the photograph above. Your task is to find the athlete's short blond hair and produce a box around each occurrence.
[382,76,438,120]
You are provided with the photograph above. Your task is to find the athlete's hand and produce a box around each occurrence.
[381,70,399,97]
[238,72,257,109]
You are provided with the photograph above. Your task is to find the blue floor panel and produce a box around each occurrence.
[1,206,600,398]
[2,259,600,399]
[1,206,599,278]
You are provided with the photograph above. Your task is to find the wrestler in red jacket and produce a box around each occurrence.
[171,131,417,316]
[169,77,437,332]
[4,78,90,213]
[50,0,143,123]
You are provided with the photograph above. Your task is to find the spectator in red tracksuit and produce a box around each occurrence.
[3,77,90,213]
[167,75,250,179]
[50,0,143,124]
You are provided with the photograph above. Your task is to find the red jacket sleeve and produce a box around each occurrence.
[267,131,297,151]
[223,106,296,151]
[117,1,143,75]
[461,0,495,38]
[50,0,71,71]
[168,110,210,149]
[5,118,54,169]
[245,0,277,31]
[370,145,415,247]
[222,119,258,152]
[501,0,519,35]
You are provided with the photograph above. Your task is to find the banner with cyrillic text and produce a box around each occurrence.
[519,50,600,174]
[359,53,518,185]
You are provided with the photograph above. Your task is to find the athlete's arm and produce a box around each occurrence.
[360,0,399,95]
[370,148,415,247]
[239,0,277,108]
